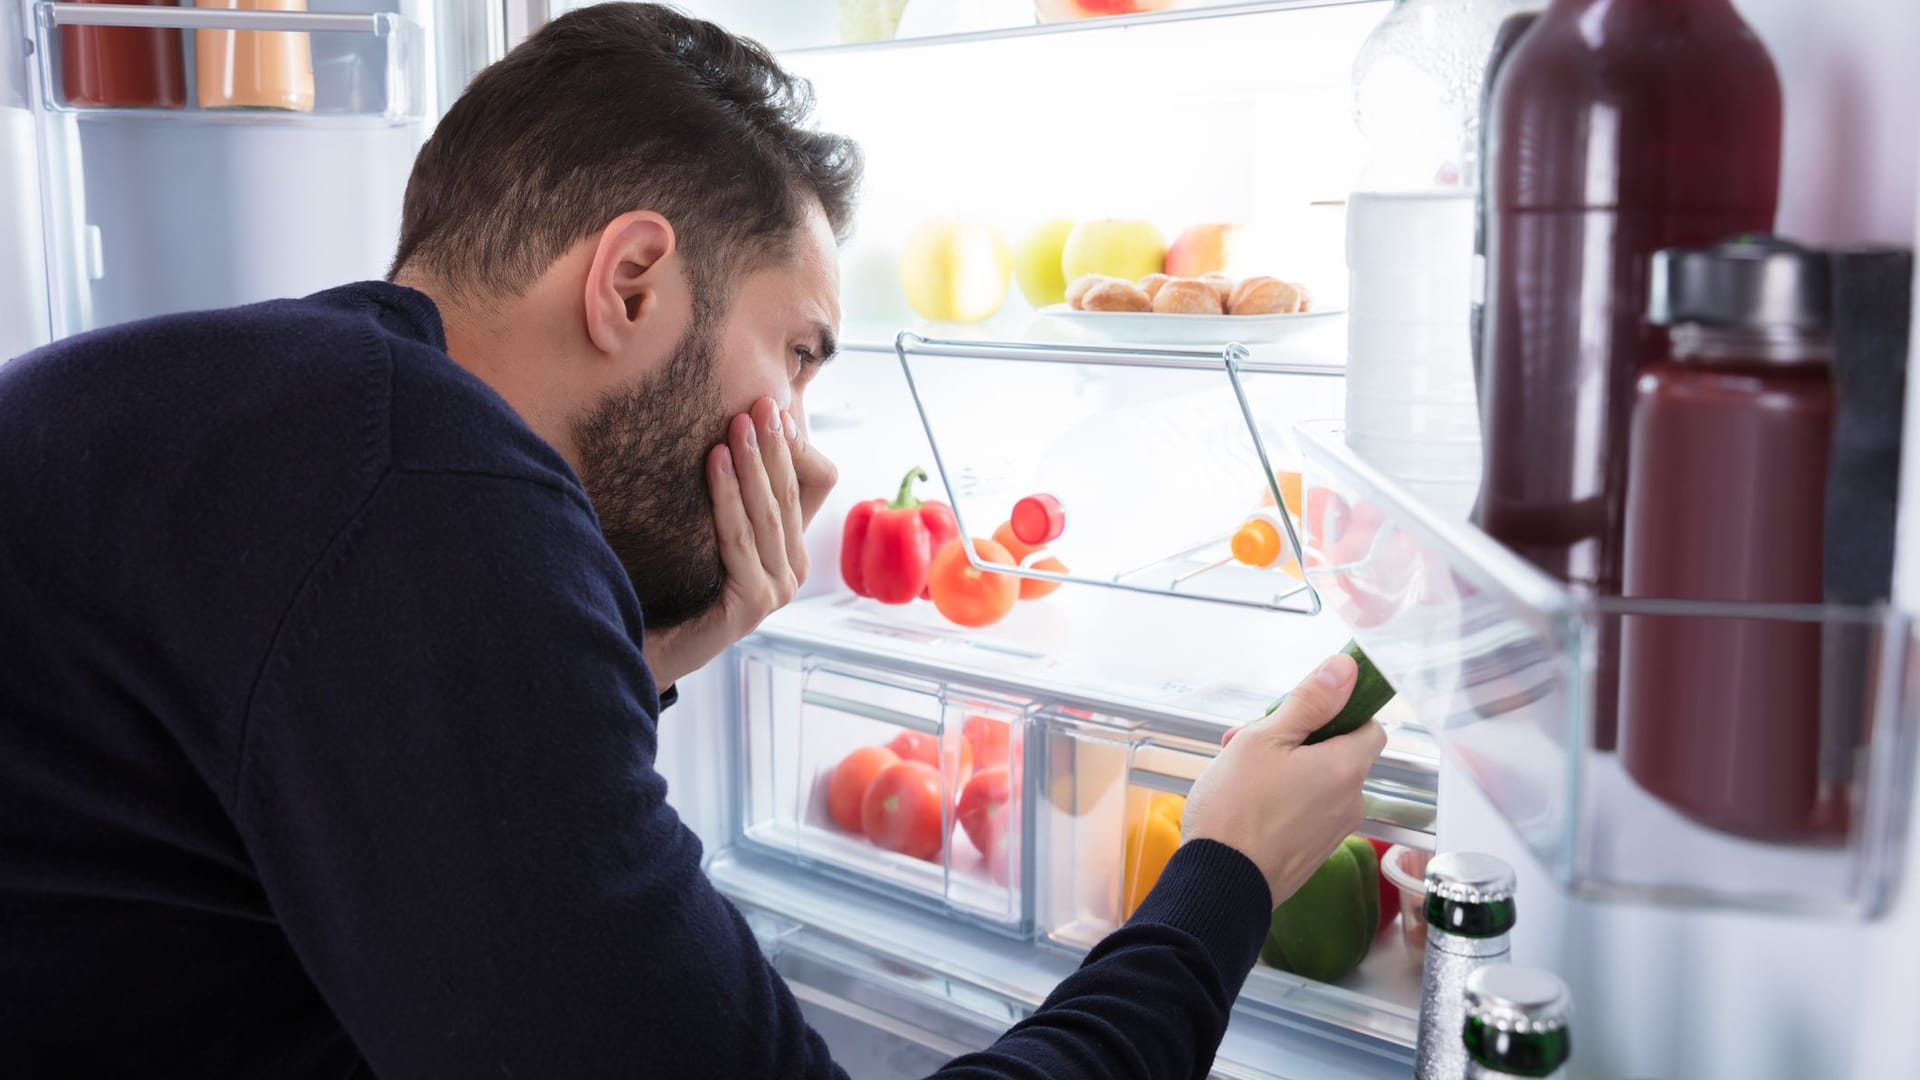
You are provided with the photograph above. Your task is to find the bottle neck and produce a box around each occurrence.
[1669,323,1834,368]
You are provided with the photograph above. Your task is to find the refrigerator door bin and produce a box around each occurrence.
[1296,419,1916,918]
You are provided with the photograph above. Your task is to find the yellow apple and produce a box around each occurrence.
[1061,219,1166,284]
[1165,223,1245,278]
[1013,218,1076,309]
[899,220,1012,323]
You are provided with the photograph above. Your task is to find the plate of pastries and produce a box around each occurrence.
[1043,272,1339,344]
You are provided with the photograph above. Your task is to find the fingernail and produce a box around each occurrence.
[744,421,758,450]
[782,410,798,441]
[718,448,735,476]
[1313,653,1357,689]
[767,408,782,437]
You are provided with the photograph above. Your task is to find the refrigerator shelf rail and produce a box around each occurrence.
[896,332,1338,616]
[1295,419,1917,919]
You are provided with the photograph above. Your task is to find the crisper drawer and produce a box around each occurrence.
[736,645,1032,936]
[1038,708,1422,1047]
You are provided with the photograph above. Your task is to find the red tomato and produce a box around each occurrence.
[1367,837,1397,936]
[956,765,1012,864]
[887,729,972,790]
[827,746,898,833]
[862,761,945,861]
[887,730,938,768]
[962,715,1011,769]
[928,538,1021,628]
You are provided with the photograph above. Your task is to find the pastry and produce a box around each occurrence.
[1138,273,1171,301]
[1198,272,1236,307]
[1228,276,1302,315]
[1152,279,1225,315]
[1066,274,1111,310]
[1293,282,1313,312]
[1080,280,1153,312]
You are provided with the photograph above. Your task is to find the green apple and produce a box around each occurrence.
[1061,219,1167,283]
[1013,218,1076,309]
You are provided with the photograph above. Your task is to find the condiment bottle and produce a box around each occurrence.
[1416,852,1517,1080]
[61,0,187,109]
[1472,0,1783,749]
[1463,966,1572,1079]
[195,0,315,113]
[1620,237,1837,842]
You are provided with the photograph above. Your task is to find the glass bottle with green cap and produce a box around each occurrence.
[1415,852,1518,1080]
[1463,965,1572,1078]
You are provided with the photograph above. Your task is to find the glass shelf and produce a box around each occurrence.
[1294,420,1917,918]
[896,334,1346,615]
[549,0,1384,58]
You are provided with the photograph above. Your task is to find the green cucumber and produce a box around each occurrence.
[1266,639,1396,745]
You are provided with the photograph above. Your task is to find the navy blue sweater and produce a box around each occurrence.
[0,282,1273,1078]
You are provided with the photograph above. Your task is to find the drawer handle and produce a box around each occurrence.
[801,690,940,736]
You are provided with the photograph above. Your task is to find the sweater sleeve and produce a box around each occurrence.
[927,840,1271,1080]
[233,469,1270,1080]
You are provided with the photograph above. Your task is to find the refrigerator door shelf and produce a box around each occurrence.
[715,844,1415,1079]
[1295,419,1916,919]
[30,2,426,123]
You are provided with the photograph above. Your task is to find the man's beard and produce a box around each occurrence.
[571,323,728,630]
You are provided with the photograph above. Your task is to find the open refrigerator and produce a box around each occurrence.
[5,2,1920,1078]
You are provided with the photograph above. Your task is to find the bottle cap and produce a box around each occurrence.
[1465,965,1572,1033]
[1649,235,1832,333]
[1424,852,1517,904]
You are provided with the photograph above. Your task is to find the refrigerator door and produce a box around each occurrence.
[1,0,49,358]
[6,0,502,351]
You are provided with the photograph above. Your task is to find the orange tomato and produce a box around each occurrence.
[990,521,1043,565]
[827,745,898,833]
[1019,556,1068,600]
[928,538,1020,628]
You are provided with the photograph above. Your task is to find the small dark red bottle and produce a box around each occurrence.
[60,0,187,109]
[1619,238,1838,843]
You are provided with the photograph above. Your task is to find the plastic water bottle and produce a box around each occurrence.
[1343,0,1512,520]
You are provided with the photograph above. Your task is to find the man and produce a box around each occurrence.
[0,5,1386,1078]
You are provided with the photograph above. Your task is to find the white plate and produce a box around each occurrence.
[1038,303,1344,345]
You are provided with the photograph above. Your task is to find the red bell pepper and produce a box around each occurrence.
[841,467,959,605]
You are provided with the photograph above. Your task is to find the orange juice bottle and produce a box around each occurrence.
[195,0,315,112]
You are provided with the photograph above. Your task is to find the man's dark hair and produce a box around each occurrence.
[389,3,861,307]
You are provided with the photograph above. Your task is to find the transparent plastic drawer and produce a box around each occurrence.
[1036,708,1421,1046]
[737,646,1031,935]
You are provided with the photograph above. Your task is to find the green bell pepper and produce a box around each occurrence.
[1260,834,1380,983]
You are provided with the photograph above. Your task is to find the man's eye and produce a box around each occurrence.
[792,346,817,375]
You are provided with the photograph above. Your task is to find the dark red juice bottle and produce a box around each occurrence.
[1474,0,1783,749]
[1620,239,1836,842]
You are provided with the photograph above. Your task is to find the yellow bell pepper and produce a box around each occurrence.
[1122,792,1185,918]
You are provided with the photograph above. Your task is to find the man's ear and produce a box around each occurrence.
[583,210,678,356]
